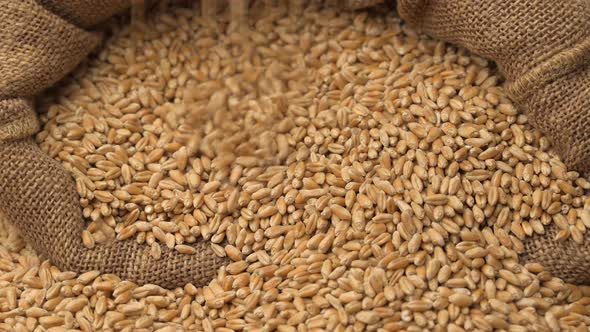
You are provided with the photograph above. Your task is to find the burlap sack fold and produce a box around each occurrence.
[0,0,228,289]
[397,0,590,284]
[0,136,226,288]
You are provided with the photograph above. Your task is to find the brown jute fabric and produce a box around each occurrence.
[521,223,590,285]
[397,0,590,284]
[0,0,228,289]
[0,99,39,143]
[0,137,226,288]
[0,0,100,100]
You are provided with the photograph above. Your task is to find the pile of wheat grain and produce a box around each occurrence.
[1,1,589,331]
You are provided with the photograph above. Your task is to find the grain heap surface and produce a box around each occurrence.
[0,2,588,331]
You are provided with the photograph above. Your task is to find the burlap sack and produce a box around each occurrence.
[0,0,228,289]
[397,0,590,284]
[2,0,590,287]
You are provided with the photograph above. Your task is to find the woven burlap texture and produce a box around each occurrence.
[397,0,590,284]
[0,99,39,142]
[0,0,227,289]
[0,137,226,288]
